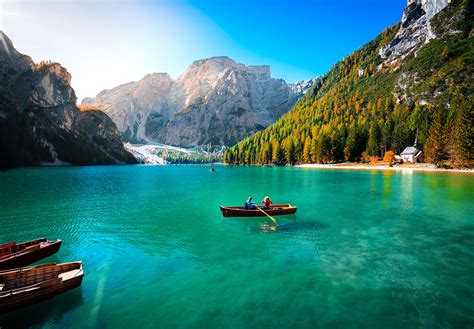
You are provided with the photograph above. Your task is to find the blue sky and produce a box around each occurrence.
[0,0,406,101]
[187,0,406,81]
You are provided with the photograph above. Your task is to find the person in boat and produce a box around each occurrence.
[244,197,257,209]
[261,196,273,210]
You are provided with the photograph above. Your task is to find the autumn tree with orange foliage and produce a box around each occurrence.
[224,2,473,167]
[383,151,395,163]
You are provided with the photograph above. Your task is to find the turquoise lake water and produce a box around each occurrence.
[0,165,473,328]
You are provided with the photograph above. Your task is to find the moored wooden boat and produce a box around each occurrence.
[220,204,297,217]
[0,261,84,313]
[0,238,62,271]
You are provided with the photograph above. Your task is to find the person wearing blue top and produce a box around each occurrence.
[244,197,257,209]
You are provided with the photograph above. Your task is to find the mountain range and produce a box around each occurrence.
[1,0,471,169]
[83,57,315,147]
[0,36,313,168]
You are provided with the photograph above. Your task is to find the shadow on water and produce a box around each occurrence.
[0,287,84,328]
[247,218,329,233]
[224,213,330,234]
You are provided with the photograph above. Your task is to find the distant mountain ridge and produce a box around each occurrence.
[225,0,472,167]
[83,56,315,146]
[0,31,136,169]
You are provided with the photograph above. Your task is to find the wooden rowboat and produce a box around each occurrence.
[220,204,297,217]
[0,262,84,313]
[0,238,62,271]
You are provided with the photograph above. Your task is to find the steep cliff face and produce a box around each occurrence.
[83,56,314,146]
[83,73,174,142]
[0,31,137,169]
[380,0,451,60]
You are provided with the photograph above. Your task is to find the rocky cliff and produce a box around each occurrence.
[0,31,137,169]
[83,56,314,146]
[380,0,451,60]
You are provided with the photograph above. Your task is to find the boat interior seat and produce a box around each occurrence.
[58,269,81,281]
[33,277,62,289]
[24,244,41,252]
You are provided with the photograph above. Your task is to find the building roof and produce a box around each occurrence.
[401,146,421,156]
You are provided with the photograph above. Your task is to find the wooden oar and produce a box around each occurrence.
[258,207,277,223]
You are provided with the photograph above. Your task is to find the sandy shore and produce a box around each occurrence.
[296,163,473,174]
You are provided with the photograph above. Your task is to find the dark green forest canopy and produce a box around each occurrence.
[225,0,473,167]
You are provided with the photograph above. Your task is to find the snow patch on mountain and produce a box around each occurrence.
[124,143,167,165]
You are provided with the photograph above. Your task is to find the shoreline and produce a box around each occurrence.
[296,163,474,174]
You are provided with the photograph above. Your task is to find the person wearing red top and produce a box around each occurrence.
[261,196,272,210]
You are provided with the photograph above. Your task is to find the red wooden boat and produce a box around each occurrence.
[0,238,62,271]
[220,204,297,217]
[0,262,84,313]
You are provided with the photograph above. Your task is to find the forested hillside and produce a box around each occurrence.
[224,0,472,167]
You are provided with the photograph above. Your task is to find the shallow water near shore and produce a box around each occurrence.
[1,165,473,328]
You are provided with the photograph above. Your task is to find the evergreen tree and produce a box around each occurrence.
[344,123,357,161]
[284,138,296,164]
[317,132,331,163]
[366,121,381,156]
[303,137,312,163]
[223,1,472,167]
[425,110,446,163]
[453,98,473,163]
[310,139,318,163]
[381,119,393,153]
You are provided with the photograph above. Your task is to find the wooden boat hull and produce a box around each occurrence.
[220,204,297,217]
[0,239,62,271]
[0,262,84,313]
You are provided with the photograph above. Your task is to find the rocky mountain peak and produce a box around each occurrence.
[379,0,451,60]
[181,56,272,82]
[32,62,74,90]
[27,62,77,110]
[289,78,318,97]
[190,56,235,67]
[0,31,34,79]
[84,56,313,146]
[0,31,136,168]
[140,72,172,83]
[183,56,239,79]
[0,31,17,57]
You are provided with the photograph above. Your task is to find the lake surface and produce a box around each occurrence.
[0,165,473,328]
